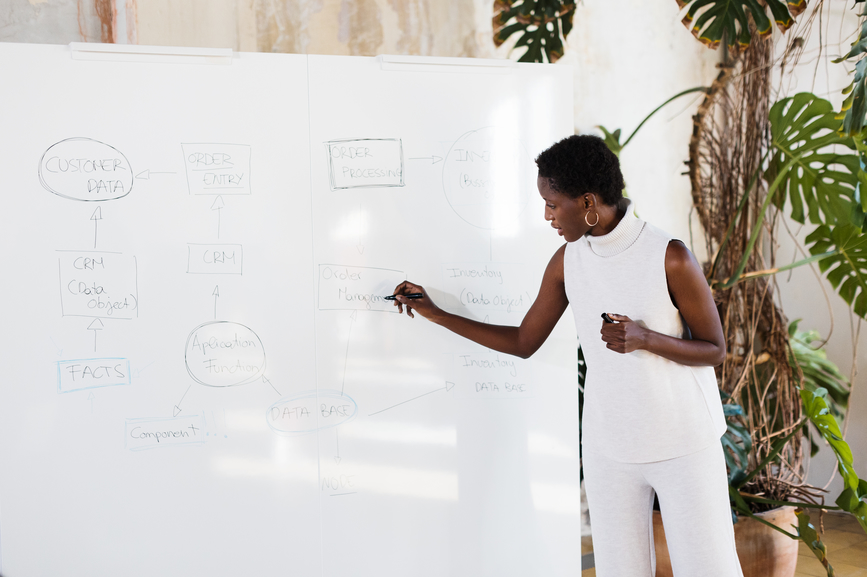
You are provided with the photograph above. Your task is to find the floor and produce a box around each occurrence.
[579,512,867,576]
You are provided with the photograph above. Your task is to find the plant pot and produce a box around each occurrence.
[653,506,799,577]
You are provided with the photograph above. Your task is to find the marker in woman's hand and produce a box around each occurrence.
[601,312,616,323]
[384,293,424,300]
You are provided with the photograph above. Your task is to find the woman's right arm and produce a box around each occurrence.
[392,245,569,359]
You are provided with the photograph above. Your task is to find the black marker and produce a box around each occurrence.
[384,293,424,300]
[601,312,615,323]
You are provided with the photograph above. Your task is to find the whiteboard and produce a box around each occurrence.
[0,43,579,577]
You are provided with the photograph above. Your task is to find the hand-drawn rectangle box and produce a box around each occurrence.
[57,358,131,393]
[187,244,243,275]
[447,353,535,400]
[57,251,138,320]
[181,143,251,195]
[317,264,405,312]
[326,138,404,190]
[125,414,206,451]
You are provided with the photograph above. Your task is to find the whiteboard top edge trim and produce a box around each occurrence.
[68,42,233,58]
[377,54,513,68]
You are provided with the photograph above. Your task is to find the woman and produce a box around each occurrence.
[392,135,743,576]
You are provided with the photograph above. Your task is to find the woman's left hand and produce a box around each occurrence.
[600,313,647,354]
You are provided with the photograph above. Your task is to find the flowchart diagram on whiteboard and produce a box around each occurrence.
[0,43,580,577]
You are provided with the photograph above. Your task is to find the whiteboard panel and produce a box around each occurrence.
[307,55,579,577]
[0,44,320,577]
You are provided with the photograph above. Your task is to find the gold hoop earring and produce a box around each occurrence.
[585,211,599,227]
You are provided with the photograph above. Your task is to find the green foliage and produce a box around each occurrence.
[492,0,577,63]
[800,388,859,492]
[760,93,867,320]
[720,391,751,489]
[597,87,708,158]
[801,388,867,535]
[767,94,860,227]
[835,479,867,534]
[597,127,623,157]
[788,321,850,418]
[722,388,866,561]
[796,510,834,576]
[806,223,867,318]
[676,0,806,52]
[834,1,867,136]
[788,321,850,458]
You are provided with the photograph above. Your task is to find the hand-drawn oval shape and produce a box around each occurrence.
[39,137,134,201]
[185,321,265,387]
[267,389,357,435]
[442,127,532,231]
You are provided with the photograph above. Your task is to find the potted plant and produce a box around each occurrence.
[661,2,867,575]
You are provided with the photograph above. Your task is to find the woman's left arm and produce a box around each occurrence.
[600,240,726,366]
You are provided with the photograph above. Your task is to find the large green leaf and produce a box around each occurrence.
[676,0,804,51]
[836,479,867,534]
[834,2,867,136]
[719,391,752,486]
[493,0,576,63]
[768,94,860,226]
[801,384,867,536]
[806,223,867,318]
[796,510,835,576]
[800,388,859,491]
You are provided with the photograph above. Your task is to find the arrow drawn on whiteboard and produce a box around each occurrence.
[87,391,95,413]
[212,285,220,319]
[262,375,281,397]
[173,384,191,417]
[211,196,225,238]
[341,311,358,396]
[408,156,443,164]
[87,318,104,352]
[368,381,455,417]
[132,360,154,379]
[90,206,103,249]
[49,337,63,357]
[335,428,341,464]
[135,169,177,180]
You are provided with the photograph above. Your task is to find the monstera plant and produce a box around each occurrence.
[492,0,576,62]
[680,1,867,573]
[676,0,806,51]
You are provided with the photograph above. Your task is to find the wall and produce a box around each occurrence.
[1,0,108,43]
[2,0,863,501]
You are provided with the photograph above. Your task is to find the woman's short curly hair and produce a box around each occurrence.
[535,134,625,205]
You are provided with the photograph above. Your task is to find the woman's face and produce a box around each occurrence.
[538,175,589,243]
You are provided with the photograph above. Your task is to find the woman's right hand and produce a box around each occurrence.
[392,281,442,321]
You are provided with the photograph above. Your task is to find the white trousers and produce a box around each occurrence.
[583,441,744,577]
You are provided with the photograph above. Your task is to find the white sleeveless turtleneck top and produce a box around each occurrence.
[564,199,727,463]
